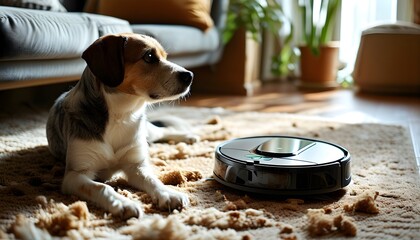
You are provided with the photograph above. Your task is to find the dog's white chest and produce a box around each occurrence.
[105,112,144,151]
[103,93,148,150]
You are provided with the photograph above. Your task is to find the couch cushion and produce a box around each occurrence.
[131,24,219,57]
[87,0,214,32]
[0,6,131,61]
[0,58,86,83]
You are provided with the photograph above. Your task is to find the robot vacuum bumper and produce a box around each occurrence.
[213,136,351,195]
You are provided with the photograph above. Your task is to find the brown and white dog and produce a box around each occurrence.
[46,33,198,219]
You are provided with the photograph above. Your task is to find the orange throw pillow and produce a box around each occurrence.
[92,0,214,31]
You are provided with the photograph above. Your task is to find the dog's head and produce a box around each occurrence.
[82,33,193,102]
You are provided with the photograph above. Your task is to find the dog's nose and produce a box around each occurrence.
[178,71,193,86]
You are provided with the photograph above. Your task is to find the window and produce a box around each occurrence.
[261,0,414,83]
[338,0,402,83]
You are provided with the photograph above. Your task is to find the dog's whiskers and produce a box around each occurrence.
[146,103,156,111]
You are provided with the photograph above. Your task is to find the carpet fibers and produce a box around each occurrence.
[0,106,419,239]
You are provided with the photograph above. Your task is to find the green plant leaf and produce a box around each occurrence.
[299,0,341,55]
[223,0,296,77]
[320,0,340,44]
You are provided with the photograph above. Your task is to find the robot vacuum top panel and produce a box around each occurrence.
[218,136,347,167]
[213,136,351,195]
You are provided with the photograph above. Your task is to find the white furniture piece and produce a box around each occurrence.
[353,22,420,94]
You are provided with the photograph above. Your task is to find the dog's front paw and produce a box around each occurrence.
[109,198,143,220]
[152,187,189,211]
[166,133,200,144]
[182,134,200,144]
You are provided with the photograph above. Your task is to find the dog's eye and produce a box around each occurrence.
[143,51,159,64]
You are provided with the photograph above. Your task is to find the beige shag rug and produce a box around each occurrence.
[0,106,419,239]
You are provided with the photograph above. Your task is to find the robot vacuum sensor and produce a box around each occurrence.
[213,136,351,195]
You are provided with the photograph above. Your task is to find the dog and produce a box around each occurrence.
[46,33,199,220]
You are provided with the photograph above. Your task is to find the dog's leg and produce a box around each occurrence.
[146,121,199,144]
[62,170,142,220]
[123,162,189,211]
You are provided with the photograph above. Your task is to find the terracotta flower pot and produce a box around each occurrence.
[298,42,340,88]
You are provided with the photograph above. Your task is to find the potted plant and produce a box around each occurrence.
[298,0,342,88]
[193,0,292,95]
[222,0,293,78]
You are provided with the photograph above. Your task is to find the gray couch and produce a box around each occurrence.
[0,0,228,90]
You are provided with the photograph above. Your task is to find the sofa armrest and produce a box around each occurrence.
[210,0,229,32]
[205,0,229,65]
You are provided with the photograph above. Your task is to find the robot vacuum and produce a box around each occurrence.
[213,136,351,195]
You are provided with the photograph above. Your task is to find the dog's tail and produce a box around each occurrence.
[149,115,193,131]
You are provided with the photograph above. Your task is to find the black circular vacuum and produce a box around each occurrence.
[213,136,351,195]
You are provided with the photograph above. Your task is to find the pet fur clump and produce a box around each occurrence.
[223,199,248,211]
[9,200,91,238]
[216,191,251,211]
[120,214,244,240]
[306,209,357,237]
[279,225,297,240]
[159,170,202,186]
[344,190,379,214]
[35,200,90,236]
[183,208,275,231]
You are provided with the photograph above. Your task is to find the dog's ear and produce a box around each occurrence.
[82,35,128,87]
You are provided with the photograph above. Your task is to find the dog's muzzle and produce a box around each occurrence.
[178,71,194,87]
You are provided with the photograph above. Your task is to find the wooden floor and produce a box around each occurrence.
[1,80,419,166]
[182,81,420,166]
[183,81,420,122]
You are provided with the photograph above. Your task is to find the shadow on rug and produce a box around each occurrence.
[0,107,419,239]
